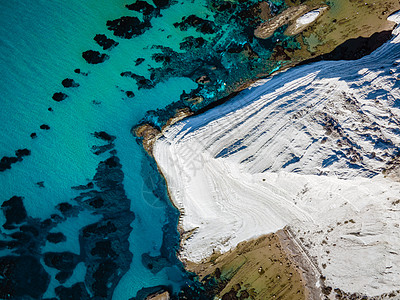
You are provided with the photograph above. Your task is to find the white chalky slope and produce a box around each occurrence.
[154,21,400,296]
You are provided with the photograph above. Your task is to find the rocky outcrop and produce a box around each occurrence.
[94,34,119,50]
[173,15,216,34]
[52,91,68,101]
[126,1,155,16]
[0,149,31,173]
[106,16,150,39]
[254,5,310,39]
[82,50,110,64]
[135,124,161,155]
[121,72,155,89]
[62,78,80,88]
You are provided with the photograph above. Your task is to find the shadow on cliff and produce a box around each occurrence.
[300,30,393,62]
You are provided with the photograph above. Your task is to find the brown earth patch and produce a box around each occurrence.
[185,231,316,300]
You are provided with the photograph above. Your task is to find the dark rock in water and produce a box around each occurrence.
[52,92,68,102]
[153,0,170,8]
[46,232,66,244]
[90,240,117,258]
[135,58,145,66]
[72,181,94,190]
[104,156,119,168]
[121,71,155,89]
[179,36,206,50]
[92,260,118,297]
[94,34,119,50]
[227,43,244,53]
[126,91,135,98]
[10,231,31,244]
[56,202,79,217]
[20,225,39,237]
[142,252,169,274]
[0,241,8,250]
[30,132,37,139]
[174,15,216,34]
[55,271,73,284]
[1,196,27,229]
[0,197,85,299]
[0,156,18,172]
[106,16,150,39]
[43,252,80,272]
[0,195,58,258]
[55,282,90,300]
[72,152,134,298]
[40,124,50,130]
[82,50,109,64]
[61,78,79,88]
[92,143,114,155]
[93,131,116,142]
[57,202,72,213]
[74,68,89,76]
[41,218,55,229]
[83,221,117,238]
[126,1,155,16]
[0,148,31,172]
[15,148,30,157]
[88,196,104,208]
[48,107,53,112]
[145,45,229,101]
[4,150,137,300]
[152,52,171,64]
[0,255,50,299]
[51,214,63,222]
[36,181,45,188]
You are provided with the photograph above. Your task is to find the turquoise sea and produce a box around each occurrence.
[0,0,291,299]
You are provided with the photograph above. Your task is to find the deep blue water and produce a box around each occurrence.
[0,0,294,298]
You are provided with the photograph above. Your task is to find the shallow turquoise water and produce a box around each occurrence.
[0,0,199,297]
[0,0,290,298]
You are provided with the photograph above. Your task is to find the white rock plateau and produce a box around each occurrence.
[154,22,400,296]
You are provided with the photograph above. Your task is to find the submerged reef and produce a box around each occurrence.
[0,134,135,299]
